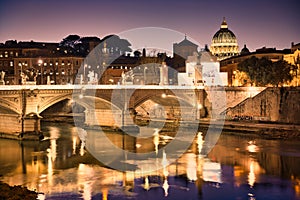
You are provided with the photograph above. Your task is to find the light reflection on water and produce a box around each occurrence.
[0,122,299,200]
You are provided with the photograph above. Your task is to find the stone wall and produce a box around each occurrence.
[0,114,21,134]
[204,87,265,118]
[225,87,300,124]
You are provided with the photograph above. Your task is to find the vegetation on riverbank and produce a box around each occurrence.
[0,181,37,200]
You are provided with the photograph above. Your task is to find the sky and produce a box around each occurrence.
[0,0,299,52]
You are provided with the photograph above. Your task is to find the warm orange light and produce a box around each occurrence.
[102,188,108,200]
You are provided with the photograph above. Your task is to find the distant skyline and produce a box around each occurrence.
[0,0,299,52]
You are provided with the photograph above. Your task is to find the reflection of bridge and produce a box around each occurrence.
[0,85,205,137]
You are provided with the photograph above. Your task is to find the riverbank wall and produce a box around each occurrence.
[223,87,300,124]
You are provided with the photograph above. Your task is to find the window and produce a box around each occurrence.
[10,61,13,67]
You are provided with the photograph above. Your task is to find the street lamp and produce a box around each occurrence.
[232,70,237,86]
[38,59,43,85]
[144,66,148,85]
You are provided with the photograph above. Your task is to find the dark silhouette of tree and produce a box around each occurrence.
[101,35,132,55]
[133,50,141,57]
[238,56,293,86]
[59,35,80,49]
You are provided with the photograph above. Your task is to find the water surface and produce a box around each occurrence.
[0,122,299,200]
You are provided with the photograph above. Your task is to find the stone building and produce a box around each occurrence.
[0,40,85,85]
[173,36,198,72]
[283,42,300,86]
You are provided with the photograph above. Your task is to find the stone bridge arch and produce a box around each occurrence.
[38,91,123,127]
[38,93,73,114]
[0,97,21,114]
[128,89,198,121]
[72,94,123,127]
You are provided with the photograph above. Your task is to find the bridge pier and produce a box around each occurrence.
[0,113,41,140]
[85,108,122,127]
[84,108,139,132]
[22,113,41,134]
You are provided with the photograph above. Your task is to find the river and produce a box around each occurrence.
[0,122,299,200]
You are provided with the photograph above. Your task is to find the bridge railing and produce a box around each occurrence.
[0,84,205,90]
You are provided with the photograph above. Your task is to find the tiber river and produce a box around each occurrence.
[0,122,299,200]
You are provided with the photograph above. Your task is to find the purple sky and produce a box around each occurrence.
[0,0,299,51]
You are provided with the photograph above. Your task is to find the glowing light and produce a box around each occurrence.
[186,153,197,181]
[77,164,94,200]
[46,127,60,189]
[144,176,150,190]
[197,132,204,155]
[162,179,169,197]
[162,150,169,167]
[248,160,256,187]
[136,144,142,148]
[162,150,169,177]
[153,132,159,155]
[72,136,77,155]
[161,93,167,98]
[48,127,60,162]
[197,104,203,109]
[247,141,259,153]
[102,188,108,200]
[203,161,222,183]
[80,141,85,156]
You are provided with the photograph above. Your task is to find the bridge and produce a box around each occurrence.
[0,85,205,137]
[0,85,263,139]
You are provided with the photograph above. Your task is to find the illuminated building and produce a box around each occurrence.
[283,42,300,86]
[178,47,227,86]
[210,17,239,61]
[220,46,292,86]
[14,56,83,85]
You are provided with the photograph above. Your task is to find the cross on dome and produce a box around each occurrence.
[221,17,228,29]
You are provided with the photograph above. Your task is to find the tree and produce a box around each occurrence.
[101,35,132,55]
[238,56,293,86]
[133,50,141,57]
[59,35,80,49]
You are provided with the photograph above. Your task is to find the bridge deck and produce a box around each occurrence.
[0,85,205,90]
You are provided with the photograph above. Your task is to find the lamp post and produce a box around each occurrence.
[144,66,148,85]
[295,55,300,87]
[232,70,236,86]
[83,64,87,84]
[38,59,43,85]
